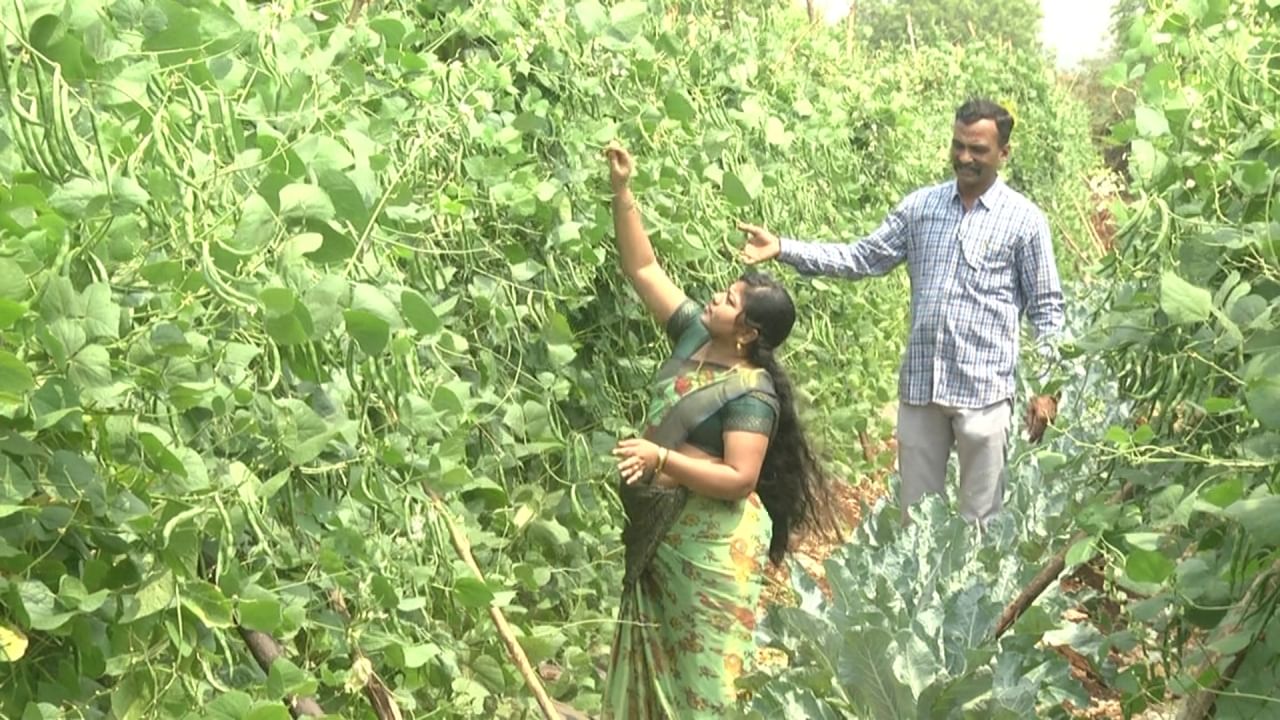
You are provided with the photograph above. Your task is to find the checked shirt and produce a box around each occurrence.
[779,177,1065,409]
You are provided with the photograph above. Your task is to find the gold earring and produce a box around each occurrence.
[736,339,744,353]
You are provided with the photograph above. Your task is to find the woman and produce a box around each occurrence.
[602,143,833,719]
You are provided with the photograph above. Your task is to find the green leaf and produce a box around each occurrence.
[206,691,253,720]
[1243,352,1280,429]
[0,351,35,400]
[0,298,25,328]
[181,579,233,628]
[1064,537,1098,569]
[723,165,763,206]
[233,194,278,252]
[19,580,74,631]
[278,184,335,222]
[453,576,495,609]
[1129,138,1168,185]
[1234,160,1274,196]
[48,178,109,218]
[838,628,914,719]
[350,283,403,329]
[764,116,788,146]
[129,570,176,622]
[663,90,695,122]
[344,310,390,355]
[81,284,120,340]
[0,259,29,301]
[266,657,316,698]
[1160,271,1212,325]
[151,323,192,357]
[572,0,607,35]
[401,289,441,335]
[244,703,291,720]
[239,597,283,633]
[1134,106,1170,137]
[1125,548,1175,584]
[400,642,440,669]
[1221,495,1280,546]
[607,0,647,41]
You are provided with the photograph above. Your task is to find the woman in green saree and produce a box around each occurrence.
[600,143,833,719]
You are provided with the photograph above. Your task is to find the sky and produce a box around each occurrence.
[798,0,1119,70]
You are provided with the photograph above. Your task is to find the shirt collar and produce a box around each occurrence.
[949,176,1007,210]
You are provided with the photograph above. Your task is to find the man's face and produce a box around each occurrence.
[950,119,1008,195]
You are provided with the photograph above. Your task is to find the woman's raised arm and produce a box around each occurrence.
[606,143,687,327]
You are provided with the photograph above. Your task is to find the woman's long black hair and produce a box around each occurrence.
[738,271,837,565]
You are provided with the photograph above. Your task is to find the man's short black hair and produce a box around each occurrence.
[955,98,1014,146]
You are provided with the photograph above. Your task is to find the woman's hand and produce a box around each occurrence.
[605,141,634,193]
[612,438,676,486]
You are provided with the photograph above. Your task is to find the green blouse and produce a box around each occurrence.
[654,300,777,457]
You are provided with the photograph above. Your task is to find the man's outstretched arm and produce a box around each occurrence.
[738,198,912,279]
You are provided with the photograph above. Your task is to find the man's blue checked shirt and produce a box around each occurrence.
[779,178,1065,410]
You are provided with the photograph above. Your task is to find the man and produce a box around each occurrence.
[737,97,1065,525]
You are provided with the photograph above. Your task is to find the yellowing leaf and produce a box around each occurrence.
[0,624,29,661]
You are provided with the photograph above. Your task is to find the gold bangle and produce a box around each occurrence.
[655,447,669,474]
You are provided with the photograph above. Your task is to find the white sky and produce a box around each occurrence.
[798,0,1118,69]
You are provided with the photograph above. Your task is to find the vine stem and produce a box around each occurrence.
[993,482,1135,639]
[430,494,568,720]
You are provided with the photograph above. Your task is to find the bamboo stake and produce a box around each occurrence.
[431,495,565,720]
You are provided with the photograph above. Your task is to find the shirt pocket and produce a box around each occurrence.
[960,230,1016,272]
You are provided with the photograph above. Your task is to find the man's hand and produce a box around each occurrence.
[1025,394,1058,444]
[736,221,781,265]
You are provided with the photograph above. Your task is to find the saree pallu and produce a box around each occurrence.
[602,491,771,719]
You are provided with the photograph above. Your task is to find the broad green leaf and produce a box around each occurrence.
[1134,106,1169,137]
[0,351,35,399]
[19,580,74,631]
[264,304,315,346]
[764,116,788,146]
[573,0,607,34]
[838,628,914,719]
[129,571,176,622]
[244,703,291,720]
[607,0,646,40]
[1221,495,1280,546]
[344,310,390,355]
[48,178,109,218]
[260,287,298,318]
[317,169,369,230]
[238,597,282,633]
[278,184,335,222]
[400,642,440,669]
[1234,160,1274,196]
[180,579,233,628]
[663,90,695,122]
[453,576,495,609]
[723,165,763,206]
[151,323,192,357]
[293,135,355,173]
[1129,138,1168,185]
[0,259,28,301]
[0,623,28,661]
[1064,536,1098,569]
[233,194,278,252]
[1243,352,1280,429]
[350,283,403,329]
[1160,271,1211,325]
[81,284,120,340]
[0,298,25,328]
[266,657,316,698]
[1125,548,1175,584]
[401,289,441,334]
[206,691,253,720]
[69,344,112,390]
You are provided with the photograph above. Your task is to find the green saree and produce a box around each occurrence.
[603,300,778,719]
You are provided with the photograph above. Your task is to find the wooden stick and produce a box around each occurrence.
[993,483,1135,639]
[431,495,565,720]
[237,627,326,717]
